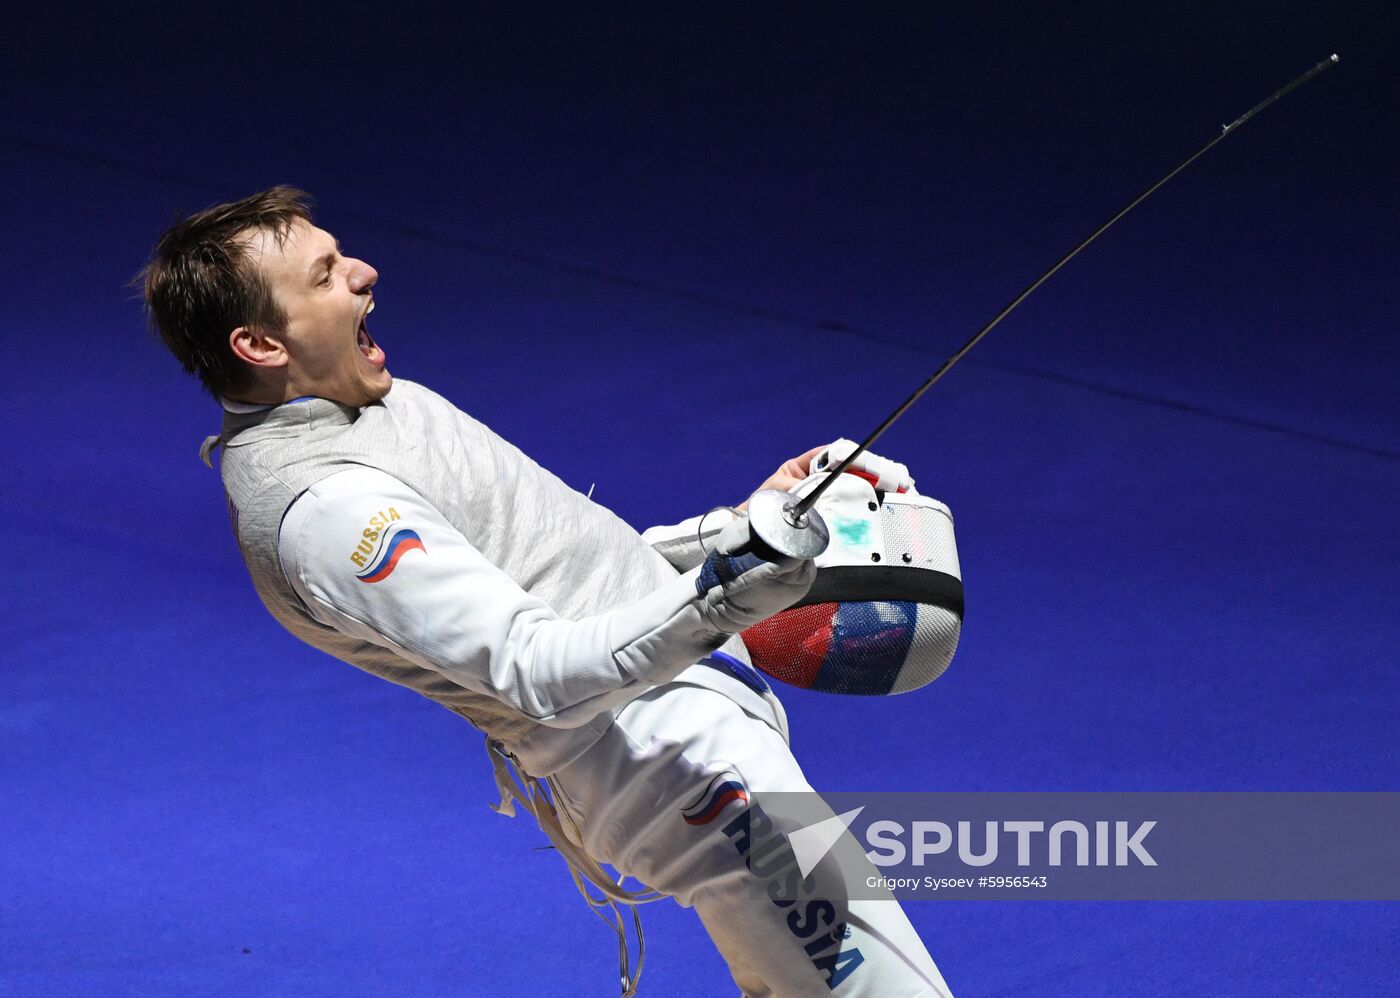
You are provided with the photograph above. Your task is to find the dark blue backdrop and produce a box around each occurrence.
[3,2,1397,995]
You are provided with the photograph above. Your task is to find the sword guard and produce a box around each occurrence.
[740,489,830,560]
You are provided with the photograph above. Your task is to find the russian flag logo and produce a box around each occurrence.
[355,527,426,583]
[681,771,749,826]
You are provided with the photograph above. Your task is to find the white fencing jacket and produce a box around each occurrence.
[209,380,781,776]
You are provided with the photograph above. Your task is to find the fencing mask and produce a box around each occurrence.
[740,471,963,695]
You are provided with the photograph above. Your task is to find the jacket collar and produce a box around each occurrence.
[198,395,363,468]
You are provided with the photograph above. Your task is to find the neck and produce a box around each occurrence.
[232,368,294,406]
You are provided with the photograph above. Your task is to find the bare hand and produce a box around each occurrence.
[737,445,825,511]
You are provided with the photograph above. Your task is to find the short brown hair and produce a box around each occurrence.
[139,186,313,397]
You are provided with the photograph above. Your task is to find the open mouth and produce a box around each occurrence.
[356,298,385,367]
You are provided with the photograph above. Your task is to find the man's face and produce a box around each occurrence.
[246,218,391,406]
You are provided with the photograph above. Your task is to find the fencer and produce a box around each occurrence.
[141,187,955,997]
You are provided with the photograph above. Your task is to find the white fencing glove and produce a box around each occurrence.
[613,516,816,676]
[811,438,916,494]
[699,516,817,627]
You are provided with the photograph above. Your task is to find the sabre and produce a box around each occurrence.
[743,53,1341,559]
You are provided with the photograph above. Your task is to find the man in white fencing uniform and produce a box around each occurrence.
[141,187,954,997]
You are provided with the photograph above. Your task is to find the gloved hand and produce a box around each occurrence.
[690,515,818,632]
[610,515,816,687]
[744,441,916,506]
[811,438,916,494]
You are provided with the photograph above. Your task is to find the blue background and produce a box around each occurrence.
[2,2,1397,994]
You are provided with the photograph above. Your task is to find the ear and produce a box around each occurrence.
[229,325,290,369]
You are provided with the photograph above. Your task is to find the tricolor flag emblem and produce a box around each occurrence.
[681,771,749,826]
[355,526,426,583]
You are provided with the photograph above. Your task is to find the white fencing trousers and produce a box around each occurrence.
[551,684,955,997]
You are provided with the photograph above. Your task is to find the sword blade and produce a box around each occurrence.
[787,54,1340,521]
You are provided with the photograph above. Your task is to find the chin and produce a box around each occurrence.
[361,371,394,405]
[314,366,393,409]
